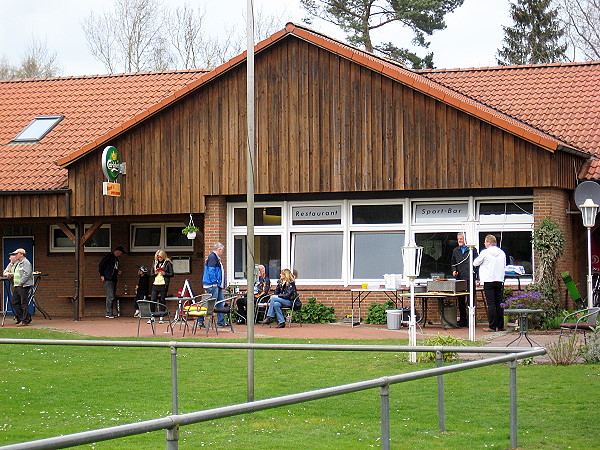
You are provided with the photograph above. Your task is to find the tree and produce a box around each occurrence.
[83,0,170,73]
[300,0,464,69]
[559,0,600,60]
[1,38,61,79]
[497,0,568,65]
[84,0,284,72]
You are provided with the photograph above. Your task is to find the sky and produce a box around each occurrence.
[0,0,512,77]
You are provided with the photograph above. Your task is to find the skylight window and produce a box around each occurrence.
[13,115,63,143]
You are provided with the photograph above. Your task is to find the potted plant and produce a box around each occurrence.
[181,225,200,239]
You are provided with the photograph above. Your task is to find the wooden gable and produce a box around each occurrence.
[66,34,584,217]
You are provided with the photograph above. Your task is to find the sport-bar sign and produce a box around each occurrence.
[102,146,121,181]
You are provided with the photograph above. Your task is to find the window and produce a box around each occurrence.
[352,204,403,224]
[352,232,404,279]
[130,223,192,252]
[293,233,343,279]
[50,225,111,252]
[233,235,282,280]
[478,201,533,224]
[415,232,459,278]
[13,116,63,143]
[479,231,533,274]
[233,207,282,226]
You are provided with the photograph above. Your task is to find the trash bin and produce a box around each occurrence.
[386,309,403,330]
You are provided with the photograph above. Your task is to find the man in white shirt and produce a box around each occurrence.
[473,234,506,332]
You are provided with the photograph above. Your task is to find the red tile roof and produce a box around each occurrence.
[0,71,207,190]
[3,24,598,190]
[420,62,600,157]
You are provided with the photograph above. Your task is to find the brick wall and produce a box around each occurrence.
[248,285,491,324]
[203,196,228,267]
[3,221,204,319]
[533,187,579,308]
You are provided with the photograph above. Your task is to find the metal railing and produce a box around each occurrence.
[0,339,546,450]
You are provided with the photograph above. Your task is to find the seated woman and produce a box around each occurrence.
[236,264,270,323]
[259,268,297,328]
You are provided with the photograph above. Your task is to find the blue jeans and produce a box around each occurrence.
[266,296,293,324]
[206,285,225,326]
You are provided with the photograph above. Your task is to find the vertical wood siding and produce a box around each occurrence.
[66,35,584,217]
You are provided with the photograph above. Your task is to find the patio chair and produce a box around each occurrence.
[270,292,303,328]
[559,307,599,345]
[254,294,271,323]
[136,300,173,337]
[213,294,237,332]
[183,297,219,337]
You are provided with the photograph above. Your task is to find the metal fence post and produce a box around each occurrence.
[167,345,179,449]
[509,358,518,448]
[170,346,179,415]
[436,349,446,432]
[380,383,390,450]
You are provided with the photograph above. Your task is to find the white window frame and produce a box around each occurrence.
[228,196,534,286]
[49,224,112,253]
[130,223,192,252]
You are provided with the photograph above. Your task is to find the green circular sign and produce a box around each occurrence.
[102,146,121,181]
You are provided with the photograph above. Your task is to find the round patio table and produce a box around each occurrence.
[504,308,545,347]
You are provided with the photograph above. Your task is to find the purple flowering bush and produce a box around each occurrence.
[501,291,561,329]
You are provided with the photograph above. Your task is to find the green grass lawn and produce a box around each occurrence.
[0,327,598,449]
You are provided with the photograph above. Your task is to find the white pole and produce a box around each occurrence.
[246,0,255,402]
[587,227,594,309]
[409,277,416,363]
[468,247,475,341]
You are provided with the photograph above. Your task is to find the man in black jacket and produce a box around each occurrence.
[99,246,126,318]
[451,233,478,327]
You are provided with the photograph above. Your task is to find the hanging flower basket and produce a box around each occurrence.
[181,226,199,240]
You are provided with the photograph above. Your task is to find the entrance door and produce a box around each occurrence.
[2,237,35,315]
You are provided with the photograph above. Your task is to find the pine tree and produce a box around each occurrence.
[301,0,464,69]
[497,0,568,65]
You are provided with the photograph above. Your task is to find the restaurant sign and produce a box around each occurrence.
[292,205,341,221]
[101,146,121,182]
[414,203,468,223]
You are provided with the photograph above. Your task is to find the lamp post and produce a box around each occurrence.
[402,240,423,363]
[580,198,599,309]
[462,214,479,341]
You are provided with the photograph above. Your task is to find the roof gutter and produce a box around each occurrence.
[0,188,71,195]
[556,144,592,158]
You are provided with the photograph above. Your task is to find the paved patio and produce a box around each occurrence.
[1,314,562,364]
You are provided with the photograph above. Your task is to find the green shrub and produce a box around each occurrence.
[501,290,560,329]
[364,300,394,324]
[547,334,581,365]
[542,310,569,330]
[295,297,336,323]
[581,328,600,363]
[417,334,469,362]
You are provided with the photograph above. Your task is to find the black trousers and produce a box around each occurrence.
[483,281,504,330]
[150,285,167,313]
[11,286,31,324]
